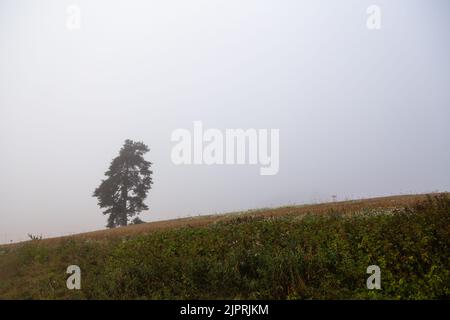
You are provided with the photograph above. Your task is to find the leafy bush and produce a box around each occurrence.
[0,195,449,299]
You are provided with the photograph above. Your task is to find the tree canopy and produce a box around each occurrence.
[93,140,153,228]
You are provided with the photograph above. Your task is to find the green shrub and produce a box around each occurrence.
[1,195,449,299]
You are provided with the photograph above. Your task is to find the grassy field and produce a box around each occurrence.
[0,193,449,299]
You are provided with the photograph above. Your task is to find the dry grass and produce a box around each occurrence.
[1,193,442,249]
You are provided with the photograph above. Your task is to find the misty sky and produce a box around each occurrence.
[1,0,449,243]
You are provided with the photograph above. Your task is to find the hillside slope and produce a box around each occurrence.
[0,193,449,299]
[3,194,433,247]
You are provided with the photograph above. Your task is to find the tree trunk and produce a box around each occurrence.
[120,164,129,227]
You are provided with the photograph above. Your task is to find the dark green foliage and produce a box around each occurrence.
[93,140,153,228]
[131,217,145,225]
[1,195,448,299]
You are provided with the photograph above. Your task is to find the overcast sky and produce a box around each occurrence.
[1,0,449,243]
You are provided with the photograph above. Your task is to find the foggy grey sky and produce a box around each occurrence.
[1,0,449,243]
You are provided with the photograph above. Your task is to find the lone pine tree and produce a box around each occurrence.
[93,140,153,228]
